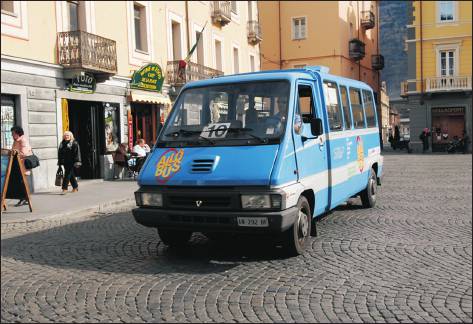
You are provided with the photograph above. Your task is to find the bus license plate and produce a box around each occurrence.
[237,217,269,227]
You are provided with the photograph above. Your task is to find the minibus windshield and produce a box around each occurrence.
[157,81,290,147]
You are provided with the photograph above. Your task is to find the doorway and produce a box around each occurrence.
[67,100,103,179]
[431,107,465,152]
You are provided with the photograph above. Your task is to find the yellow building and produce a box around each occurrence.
[1,1,262,190]
[401,0,472,152]
[259,1,383,96]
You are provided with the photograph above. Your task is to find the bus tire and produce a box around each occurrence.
[157,228,192,247]
[285,196,312,256]
[361,168,377,208]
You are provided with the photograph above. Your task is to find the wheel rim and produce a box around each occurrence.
[370,175,377,198]
[297,209,309,243]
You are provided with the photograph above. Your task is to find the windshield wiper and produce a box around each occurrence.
[164,128,215,145]
[227,127,268,143]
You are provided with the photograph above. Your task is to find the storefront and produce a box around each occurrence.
[128,63,171,149]
[431,107,465,152]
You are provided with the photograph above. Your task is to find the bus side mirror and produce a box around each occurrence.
[310,118,323,136]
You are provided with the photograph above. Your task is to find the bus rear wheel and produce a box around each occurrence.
[360,168,377,208]
[285,196,312,256]
[157,228,192,247]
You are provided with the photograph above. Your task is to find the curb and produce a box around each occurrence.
[1,198,136,225]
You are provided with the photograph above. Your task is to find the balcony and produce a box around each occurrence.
[400,76,471,97]
[360,10,375,29]
[371,54,384,70]
[349,39,365,61]
[166,61,224,88]
[211,1,231,27]
[247,21,262,45]
[57,31,117,80]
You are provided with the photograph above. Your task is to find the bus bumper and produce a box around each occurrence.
[132,207,299,233]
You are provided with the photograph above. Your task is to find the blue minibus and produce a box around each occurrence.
[132,66,383,255]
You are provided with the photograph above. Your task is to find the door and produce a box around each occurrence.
[293,81,329,215]
[68,100,102,179]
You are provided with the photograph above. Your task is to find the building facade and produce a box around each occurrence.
[401,0,472,152]
[1,1,261,192]
[258,1,383,96]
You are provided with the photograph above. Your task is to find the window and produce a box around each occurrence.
[362,90,376,127]
[1,95,16,149]
[171,21,182,60]
[195,30,204,65]
[215,39,222,71]
[439,1,455,22]
[440,50,455,76]
[349,88,365,129]
[67,1,79,31]
[134,3,148,52]
[233,47,239,74]
[340,86,352,130]
[247,1,253,20]
[250,55,255,72]
[231,1,237,14]
[1,1,14,14]
[298,84,316,126]
[323,81,343,131]
[292,17,306,40]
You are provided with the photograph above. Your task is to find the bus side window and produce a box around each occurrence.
[298,84,315,124]
[323,81,343,131]
[349,88,365,129]
[340,86,352,130]
[362,90,376,127]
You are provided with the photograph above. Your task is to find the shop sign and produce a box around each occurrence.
[68,73,96,94]
[432,107,464,114]
[130,63,164,92]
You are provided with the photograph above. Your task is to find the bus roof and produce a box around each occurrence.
[182,66,373,91]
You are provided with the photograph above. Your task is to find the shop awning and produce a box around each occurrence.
[129,90,172,106]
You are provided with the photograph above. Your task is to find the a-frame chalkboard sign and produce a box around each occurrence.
[1,149,33,212]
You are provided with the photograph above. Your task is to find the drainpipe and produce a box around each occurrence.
[278,1,282,69]
[185,1,190,55]
[357,0,361,81]
[376,1,382,141]
[420,1,424,106]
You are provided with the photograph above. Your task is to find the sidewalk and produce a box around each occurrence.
[1,179,139,224]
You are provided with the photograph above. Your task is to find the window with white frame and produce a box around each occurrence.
[439,1,455,22]
[1,1,28,39]
[134,3,148,52]
[292,17,306,40]
[67,1,79,31]
[250,55,255,72]
[231,1,238,14]
[440,50,455,76]
[233,47,239,74]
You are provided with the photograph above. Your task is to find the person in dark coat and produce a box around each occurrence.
[419,127,430,153]
[58,131,81,194]
[393,125,400,149]
[113,143,129,179]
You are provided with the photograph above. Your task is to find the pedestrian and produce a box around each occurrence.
[419,127,430,153]
[10,126,32,206]
[133,139,149,157]
[394,125,400,149]
[58,131,81,194]
[113,143,129,179]
[462,129,470,154]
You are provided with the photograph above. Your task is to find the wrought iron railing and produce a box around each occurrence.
[211,1,231,26]
[166,61,224,86]
[247,20,262,44]
[349,39,365,61]
[361,10,375,29]
[57,31,117,74]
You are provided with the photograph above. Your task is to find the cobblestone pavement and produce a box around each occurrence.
[1,153,472,323]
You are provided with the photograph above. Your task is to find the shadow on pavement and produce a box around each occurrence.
[1,213,295,276]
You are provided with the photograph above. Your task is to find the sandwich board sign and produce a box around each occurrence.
[1,149,33,212]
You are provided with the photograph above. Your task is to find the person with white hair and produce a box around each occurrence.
[57,131,82,194]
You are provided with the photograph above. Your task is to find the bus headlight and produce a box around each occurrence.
[136,192,163,207]
[241,194,282,209]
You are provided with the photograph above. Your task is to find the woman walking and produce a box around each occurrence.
[11,126,33,206]
[58,131,81,194]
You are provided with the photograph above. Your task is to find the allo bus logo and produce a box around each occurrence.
[356,136,364,173]
[155,148,184,183]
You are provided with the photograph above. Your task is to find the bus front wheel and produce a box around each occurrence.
[285,196,312,256]
[360,168,377,208]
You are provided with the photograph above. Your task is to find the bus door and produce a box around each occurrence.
[293,80,329,215]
